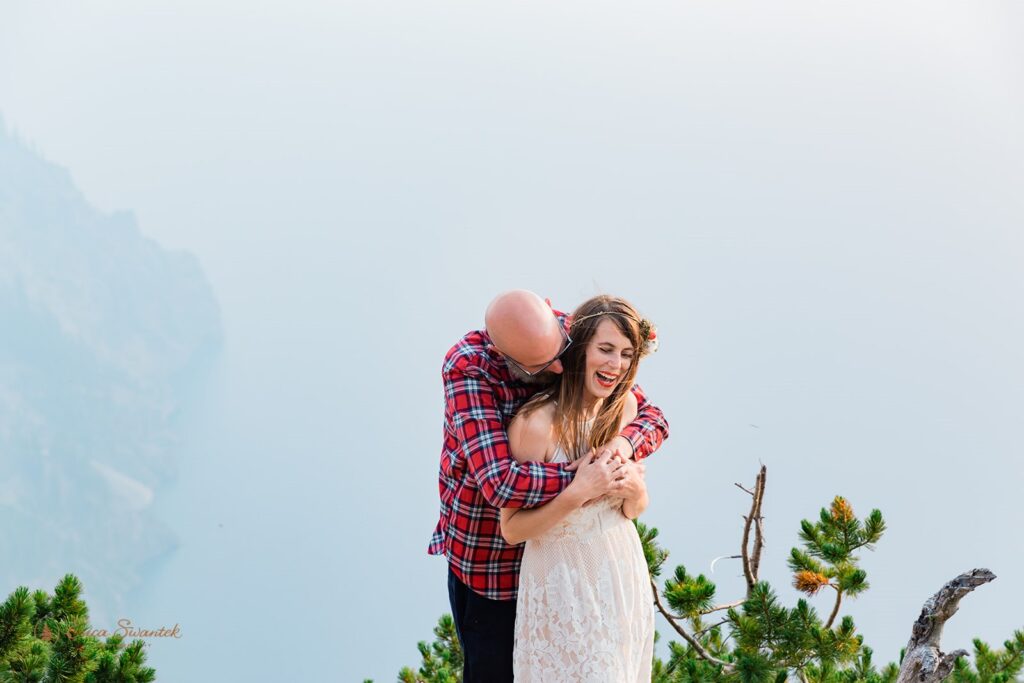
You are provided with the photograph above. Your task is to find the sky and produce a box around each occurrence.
[2,1,1023,681]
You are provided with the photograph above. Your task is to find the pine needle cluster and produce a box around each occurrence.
[391,615,462,683]
[0,575,156,683]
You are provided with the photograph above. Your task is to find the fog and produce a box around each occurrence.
[1,2,1022,681]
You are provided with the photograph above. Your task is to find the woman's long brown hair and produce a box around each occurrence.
[519,295,647,461]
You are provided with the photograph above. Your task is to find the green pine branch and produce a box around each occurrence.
[0,577,156,683]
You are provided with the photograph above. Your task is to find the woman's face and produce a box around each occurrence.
[582,318,635,402]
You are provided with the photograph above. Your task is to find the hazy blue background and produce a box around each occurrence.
[1,1,1022,681]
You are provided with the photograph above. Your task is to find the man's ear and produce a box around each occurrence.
[544,297,552,309]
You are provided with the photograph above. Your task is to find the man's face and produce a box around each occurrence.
[498,321,570,384]
[505,362,559,386]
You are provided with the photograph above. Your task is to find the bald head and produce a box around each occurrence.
[485,290,565,376]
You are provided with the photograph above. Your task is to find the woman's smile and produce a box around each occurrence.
[583,319,635,401]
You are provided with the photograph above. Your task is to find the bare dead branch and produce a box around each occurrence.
[740,517,755,592]
[648,465,771,674]
[750,466,766,581]
[734,482,754,496]
[663,596,746,621]
[650,576,734,672]
[695,617,730,637]
[701,599,746,615]
[741,465,767,595]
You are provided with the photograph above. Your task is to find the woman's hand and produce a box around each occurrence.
[565,448,626,505]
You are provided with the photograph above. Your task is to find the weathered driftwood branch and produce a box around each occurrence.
[895,568,996,683]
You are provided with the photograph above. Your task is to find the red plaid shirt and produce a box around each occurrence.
[428,318,670,600]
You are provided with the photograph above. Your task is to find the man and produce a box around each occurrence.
[428,290,669,682]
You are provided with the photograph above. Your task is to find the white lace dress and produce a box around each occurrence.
[513,447,655,682]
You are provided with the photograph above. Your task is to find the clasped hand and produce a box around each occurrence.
[564,440,646,505]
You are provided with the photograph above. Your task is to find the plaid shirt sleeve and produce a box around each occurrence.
[446,364,573,510]
[621,383,670,460]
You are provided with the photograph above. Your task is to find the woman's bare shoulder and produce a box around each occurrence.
[509,402,557,463]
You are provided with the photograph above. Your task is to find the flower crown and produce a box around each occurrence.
[569,311,659,356]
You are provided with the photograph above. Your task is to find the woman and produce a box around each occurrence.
[499,294,658,683]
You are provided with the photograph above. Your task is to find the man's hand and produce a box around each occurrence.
[564,436,634,473]
[611,459,646,501]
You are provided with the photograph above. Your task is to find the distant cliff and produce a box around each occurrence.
[0,118,221,617]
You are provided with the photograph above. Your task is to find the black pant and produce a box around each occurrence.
[447,567,517,683]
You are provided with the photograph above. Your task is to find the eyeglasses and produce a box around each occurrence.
[502,323,573,377]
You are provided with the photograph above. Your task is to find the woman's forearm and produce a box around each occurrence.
[622,488,649,520]
[500,487,586,545]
